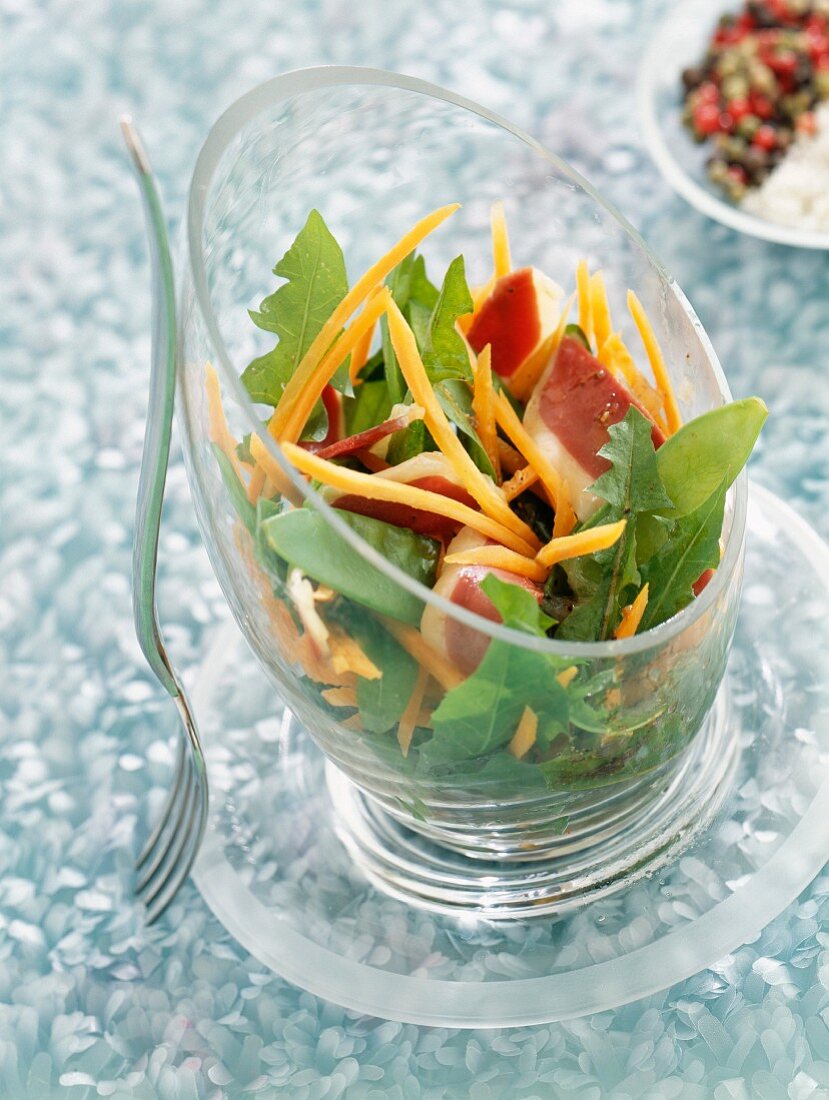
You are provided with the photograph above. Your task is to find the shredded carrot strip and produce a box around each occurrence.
[347,288,382,387]
[501,465,539,502]
[398,667,430,757]
[379,618,465,691]
[536,518,627,568]
[497,438,525,476]
[248,435,303,506]
[444,546,548,583]
[626,291,682,434]
[589,271,612,351]
[576,260,592,347]
[329,628,382,680]
[386,301,540,550]
[269,203,459,440]
[508,707,538,759]
[205,364,245,481]
[277,441,538,557]
[614,583,650,640]
[493,392,576,536]
[247,465,266,504]
[279,288,392,444]
[234,526,353,687]
[471,344,501,480]
[507,291,575,401]
[321,686,359,708]
[597,333,669,433]
[491,201,512,280]
[556,666,578,688]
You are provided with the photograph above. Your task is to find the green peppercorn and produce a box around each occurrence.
[722,74,751,99]
[737,113,761,137]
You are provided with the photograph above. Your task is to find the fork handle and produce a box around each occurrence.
[122,117,180,700]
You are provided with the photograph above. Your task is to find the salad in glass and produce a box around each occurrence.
[204,199,765,824]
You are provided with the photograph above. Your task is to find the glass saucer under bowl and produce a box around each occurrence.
[192,483,829,1028]
[638,0,829,249]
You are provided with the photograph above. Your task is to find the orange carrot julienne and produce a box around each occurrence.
[536,519,627,568]
[270,203,460,440]
[278,441,539,558]
[614,583,650,639]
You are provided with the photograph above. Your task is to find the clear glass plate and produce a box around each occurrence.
[192,483,829,1028]
[638,0,829,250]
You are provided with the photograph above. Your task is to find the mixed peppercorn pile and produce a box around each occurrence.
[682,0,829,200]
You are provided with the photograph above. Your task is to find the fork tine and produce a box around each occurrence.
[136,756,195,895]
[136,735,186,870]
[144,780,208,924]
[142,767,205,919]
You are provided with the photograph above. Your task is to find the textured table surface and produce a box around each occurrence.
[3,0,829,1096]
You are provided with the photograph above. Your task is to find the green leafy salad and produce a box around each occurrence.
[205,201,765,787]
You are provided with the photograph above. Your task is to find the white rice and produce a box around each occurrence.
[742,100,829,231]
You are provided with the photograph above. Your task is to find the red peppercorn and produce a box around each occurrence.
[720,111,736,132]
[693,102,722,135]
[808,36,829,63]
[727,96,752,123]
[769,49,798,77]
[697,82,720,104]
[751,94,774,120]
[753,124,778,150]
[727,165,749,185]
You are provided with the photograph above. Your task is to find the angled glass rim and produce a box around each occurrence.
[186,64,747,659]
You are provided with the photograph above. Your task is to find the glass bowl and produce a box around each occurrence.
[639,0,829,250]
[176,66,747,914]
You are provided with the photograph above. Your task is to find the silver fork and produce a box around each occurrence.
[122,116,209,924]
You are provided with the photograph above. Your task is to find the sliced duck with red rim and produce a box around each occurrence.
[467,267,563,380]
[421,528,544,677]
[524,335,666,521]
[328,452,478,539]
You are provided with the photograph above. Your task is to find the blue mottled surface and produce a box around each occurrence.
[2,0,829,1096]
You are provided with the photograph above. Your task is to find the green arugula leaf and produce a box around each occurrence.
[433,377,496,477]
[212,444,256,534]
[557,520,641,642]
[564,323,591,350]
[656,397,767,517]
[242,210,348,406]
[590,406,674,515]
[639,481,726,630]
[406,254,440,347]
[423,576,567,764]
[253,497,287,580]
[344,379,393,436]
[380,252,419,406]
[558,408,672,641]
[236,433,255,466]
[480,574,555,635]
[260,508,439,624]
[356,626,419,734]
[425,642,562,763]
[327,602,420,734]
[386,418,435,466]
[421,255,474,383]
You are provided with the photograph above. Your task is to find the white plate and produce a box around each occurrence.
[638,0,829,249]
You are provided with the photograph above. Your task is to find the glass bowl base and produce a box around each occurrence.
[325,686,738,918]
[192,484,829,1026]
